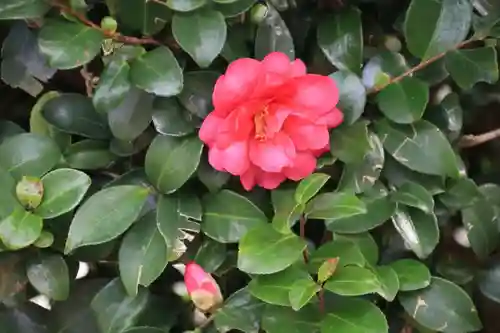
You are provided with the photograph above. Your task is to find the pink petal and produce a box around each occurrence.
[290,59,306,77]
[209,141,249,176]
[265,104,293,137]
[199,113,223,146]
[284,74,339,114]
[185,262,207,292]
[283,153,317,180]
[262,52,291,76]
[284,116,330,151]
[257,171,287,189]
[316,107,344,128]
[249,133,296,173]
[240,167,257,191]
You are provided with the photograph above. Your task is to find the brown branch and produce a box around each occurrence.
[369,38,479,94]
[458,128,500,148]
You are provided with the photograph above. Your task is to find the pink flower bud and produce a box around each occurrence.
[184,262,223,312]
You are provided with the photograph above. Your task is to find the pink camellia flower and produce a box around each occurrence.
[199,52,343,190]
[184,262,223,312]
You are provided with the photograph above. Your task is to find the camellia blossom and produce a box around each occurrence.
[184,262,223,312]
[199,52,343,190]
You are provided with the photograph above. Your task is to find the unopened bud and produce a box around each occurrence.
[250,4,269,24]
[384,35,402,53]
[16,176,43,210]
[317,257,339,284]
[34,231,54,248]
[184,262,223,312]
[101,16,118,34]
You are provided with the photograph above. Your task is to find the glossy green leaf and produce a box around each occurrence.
[308,239,366,272]
[64,140,117,170]
[0,133,61,180]
[91,279,149,333]
[324,266,380,296]
[119,212,168,296]
[177,71,219,119]
[197,156,230,192]
[238,224,306,274]
[399,277,482,332]
[374,119,460,178]
[391,207,439,259]
[305,192,366,220]
[166,0,206,12]
[374,265,399,301]
[438,177,482,211]
[376,77,429,124]
[38,20,104,69]
[334,233,379,266]
[330,121,371,164]
[479,261,500,303]
[93,59,132,114]
[271,189,303,234]
[115,0,171,35]
[35,168,91,219]
[172,10,226,68]
[295,173,330,205]
[321,298,388,333]
[390,259,431,291]
[0,207,42,250]
[194,238,226,273]
[129,46,183,97]
[42,93,111,139]
[65,185,150,253]
[152,98,195,137]
[445,47,499,90]
[404,0,472,60]
[215,0,256,17]
[26,254,69,301]
[262,304,320,333]
[145,135,203,194]
[288,278,320,311]
[426,92,463,141]
[214,288,264,333]
[254,4,294,60]
[362,52,409,89]
[329,71,366,125]
[0,0,50,19]
[318,7,363,74]
[202,190,267,243]
[0,166,21,221]
[391,181,435,214]
[0,121,24,144]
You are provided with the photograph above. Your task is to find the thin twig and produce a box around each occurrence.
[299,215,308,262]
[458,128,500,148]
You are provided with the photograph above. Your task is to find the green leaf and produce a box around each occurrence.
[425,92,463,141]
[214,288,264,333]
[334,233,379,266]
[178,192,202,221]
[194,238,226,273]
[445,47,499,90]
[404,0,472,60]
[115,0,171,35]
[321,298,388,333]
[93,59,132,114]
[391,181,435,214]
[373,265,399,301]
[202,190,267,243]
[172,10,226,68]
[129,46,183,97]
[390,259,431,291]
[38,20,104,69]
[254,4,294,60]
[362,52,409,89]
[376,77,429,124]
[338,132,384,194]
[318,7,363,74]
[262,304,320,333]
[271,189,303,234]
[215,0,256,17]
[91,279,149,333]
[288,278,321,311]
[42,93,111,139]
[438,177,482,211]
[330,121,371,164]
[65,185,150,253]
[0,133,61,180]
[305,192,366,220]
[107,87,154,141]
[329,71,366,125]
[295,173,330,205]
[0,166,21,221]
[35,168,91,219]
[238,224,306,274]
[119,212,168,296]
[374,119,460,178]
[26,254,69,301]
[145,135,203,194]
[166,0,207,12]
[399,277,482,332]
[0,121,25,144]
[197,156,230,192]
[0,207,42,250]
[0,0,50,19]
[308,239,366,272]
[177,71,219,119]
[479,261,500,303]
[391,207,439,259]
[152,98,195,137]
[324,266,380,296]
[64,140,117,170]
[248,264,310,306]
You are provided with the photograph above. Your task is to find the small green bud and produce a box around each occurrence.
[250,4,269,24]
[384,35,402,53]
[101,16,118,34]
[374,72,391,90]
[16,176,43,210]
[34,231,54,248]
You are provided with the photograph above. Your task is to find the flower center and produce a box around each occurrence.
[254,105,269,141]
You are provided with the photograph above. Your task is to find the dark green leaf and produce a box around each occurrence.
[254,5,294,60]
[0,207,42,250]
[289,278,320,311]
[202,190,267,243]
[0,166,21,221]
[295,173,330,204]
[308,239,366,272]
[438,177,482,211]
[391,181,434,214]
[238,224,306,274]
[42,93,111,139]
[362,52,409,89]
[145,135,203,194]
[0,0,50,19]
[329,71,366,125]
[305,192,366,220]
[93,59,132,114]
[214,288,264,333]
[0,121,24,144]
[194,238,226,273]
[374,265,399,301]
[262,304,320,333]
[177,71,219,119]
[166,0,206,12]
[479,261,500,303]
[152,98,195,137]
[404,0,472,60]
[330,120,371,164]
[271,189,303,234]
[390,259,431,291]
[172,10,226,68]
[38,20,104,69]
[399,277,482,332]
[64,140,117,170]
[445,47,499,90]
[197,155,230,192]
[129,46,183,97]
[334,233,379,266]
[215,0,256,17]
[324,266,380,296]
[26,254,69,301]
[65,185,150,253]
[425,92,462,141]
